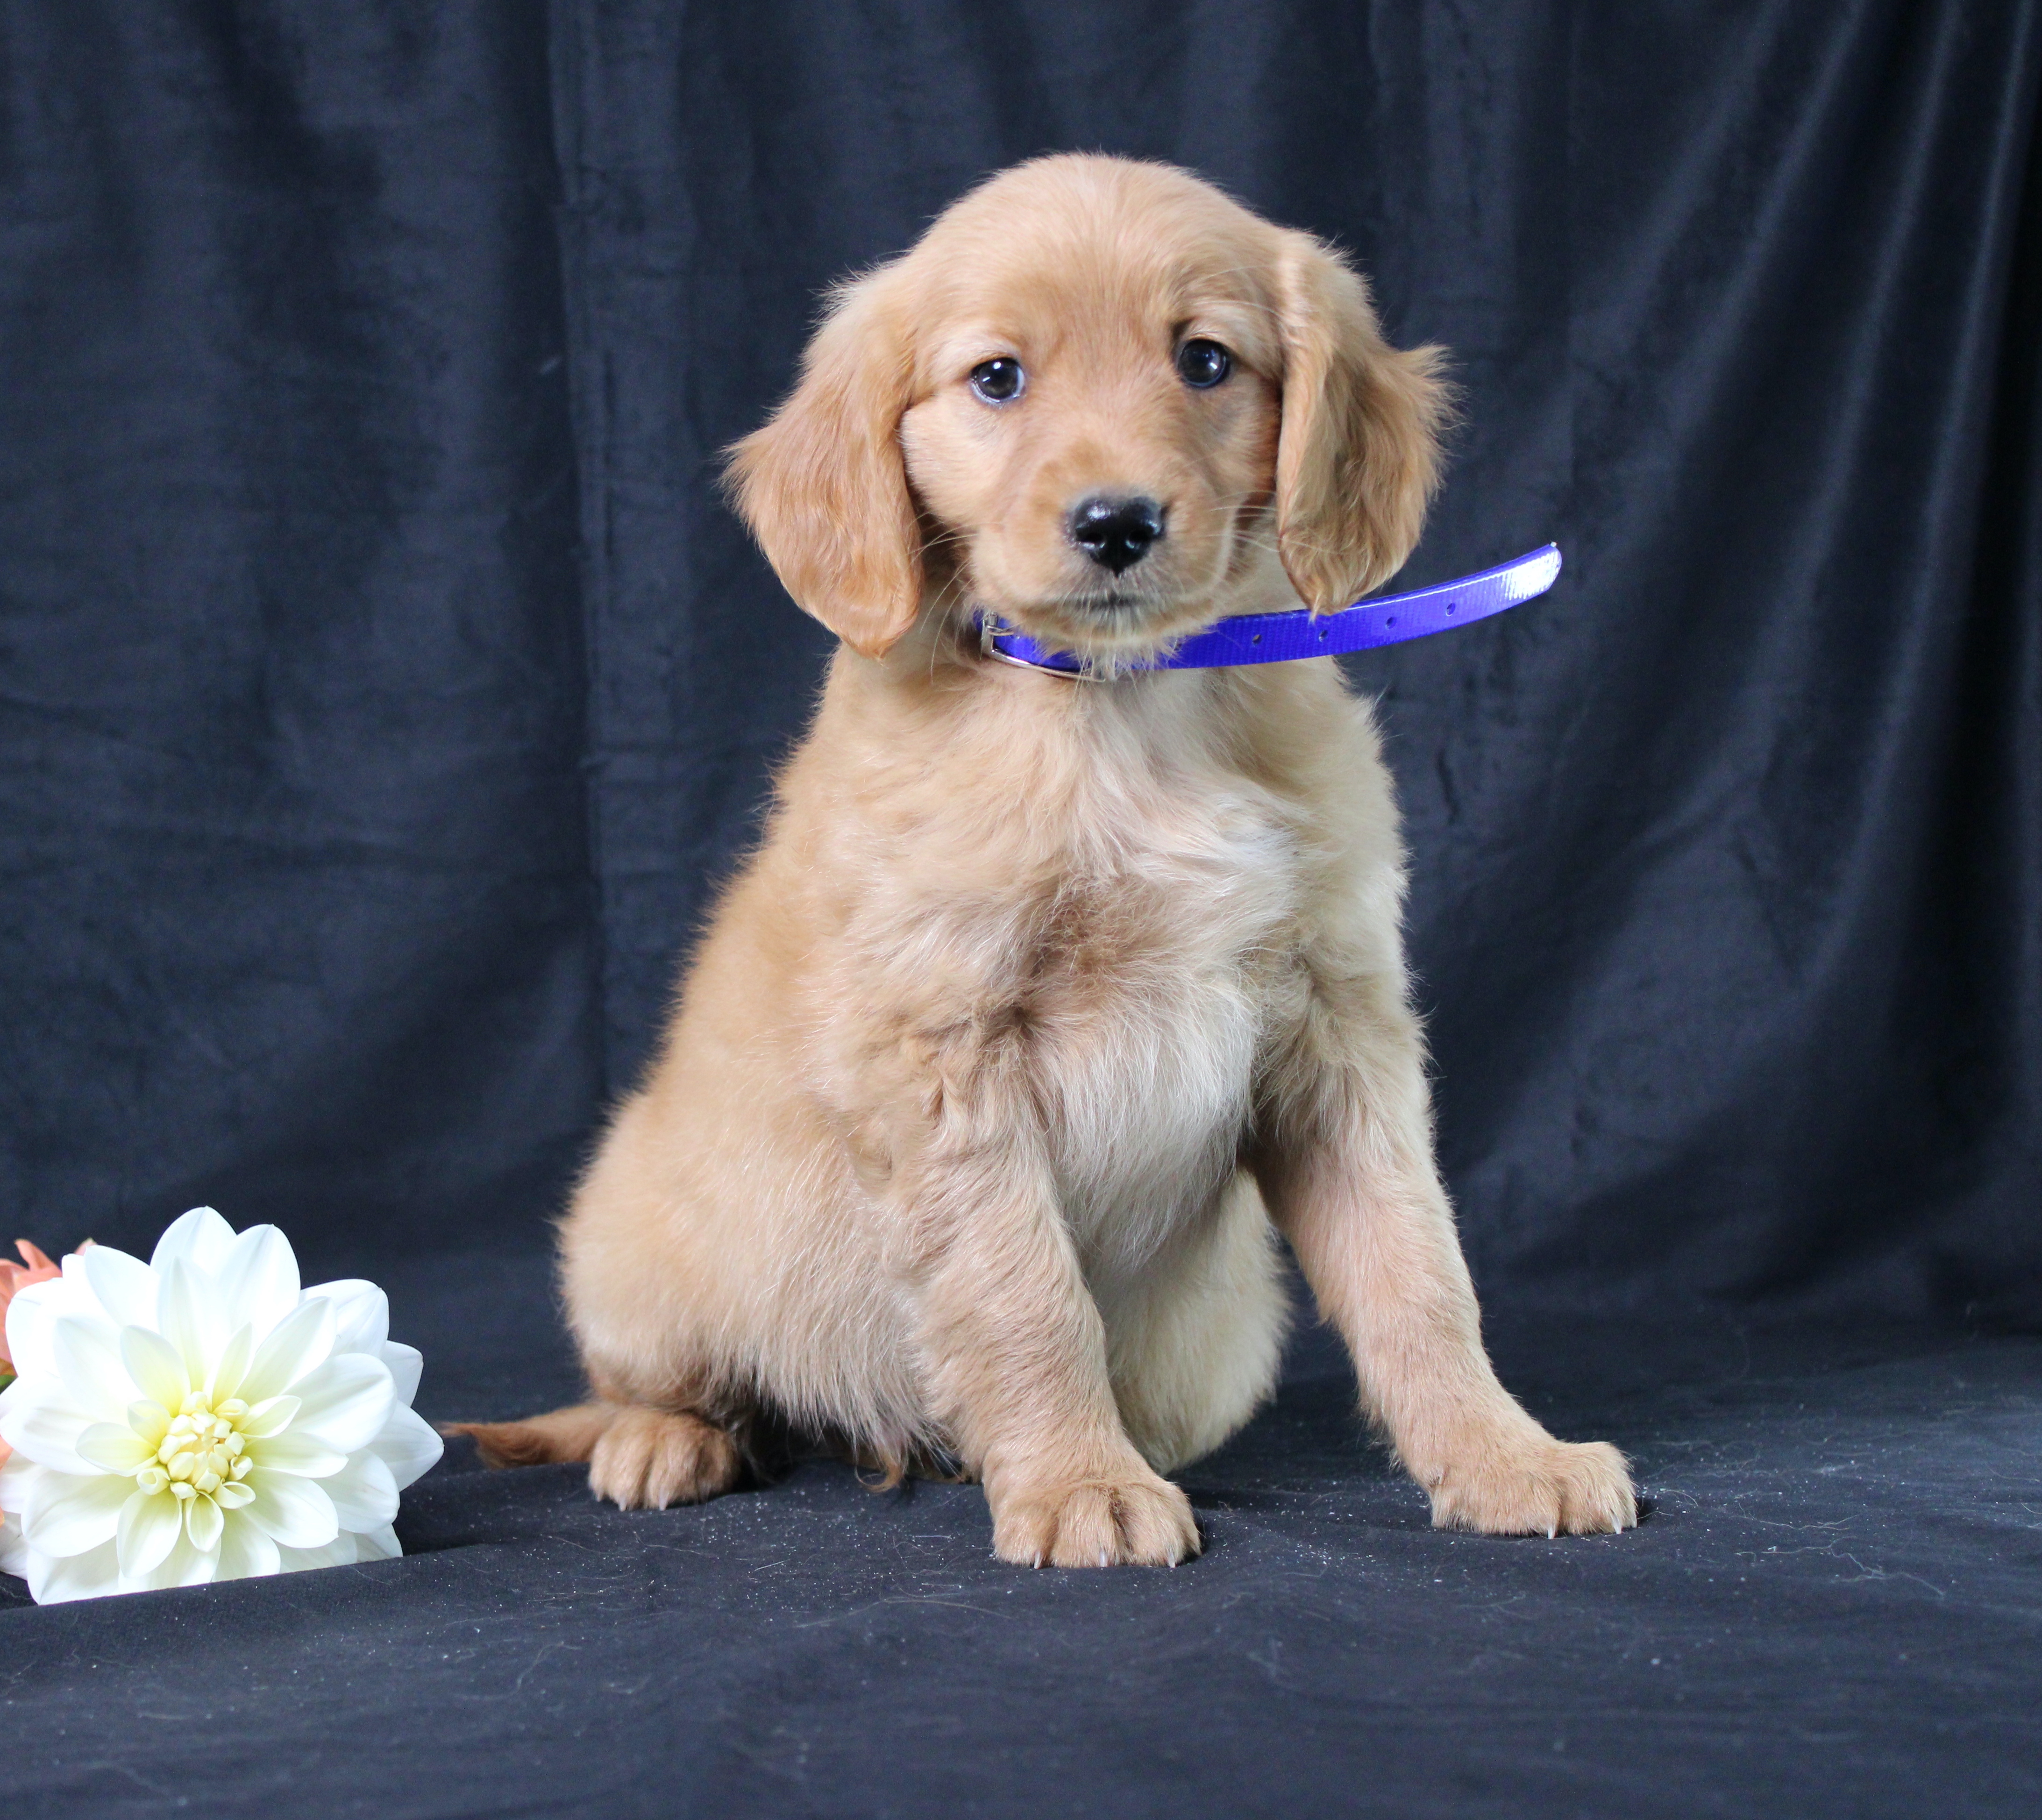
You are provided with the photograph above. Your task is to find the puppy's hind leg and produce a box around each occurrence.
[445,1403,743,1511]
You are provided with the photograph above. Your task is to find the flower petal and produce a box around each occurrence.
[206,1324,254,1404]
[250,1431,347,1479]
[51,1315,135,1414]
[275,1535,355,1572]
[0,1509,28,1576]
[241,1468,338,1550]
[214,1510,279,1582]
[76,1423,153,1473]
[183,1490,224,1554]
[352,1523,401,1563]
[237,1298,334,1403]
[305,1280,388,1356]
[213,1226,301,1343]
[29,1536,121,1603]
[322,1449,399,1530]
[116,1488,181,1578]
[379,1342,423,1408]
[287,1353,393,1455]
[121,1326,191,1413]
[155,1260,219,1384]
[79,1244,157,1331]
[125,1527,218,1592]
[368,1405,444,1491]
[0,1462,43,1544]
[2,1277,68,1382]
[150,1207,237,1276]
[242,1395,300,1439]
[0,1451,41,1514]
[0,1393,109,1475]
[23,1469,133,1557]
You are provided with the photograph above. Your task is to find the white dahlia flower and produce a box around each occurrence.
[0,1208,441,1602]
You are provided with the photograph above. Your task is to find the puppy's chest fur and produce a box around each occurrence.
[839,678,1314,1279]
[1029,777,1300,1275]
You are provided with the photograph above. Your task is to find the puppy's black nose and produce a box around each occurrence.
[1069,495,1165,575]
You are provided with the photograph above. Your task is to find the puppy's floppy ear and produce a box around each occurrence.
[1273,232,1450,613]
[724,266,923,659]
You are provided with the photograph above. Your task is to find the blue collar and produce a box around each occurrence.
[976,544,1561,678]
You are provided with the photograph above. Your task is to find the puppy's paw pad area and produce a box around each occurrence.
[1428,1438,1637,1537]
[588,1408,742,1511]
[992,1472,1201,1567]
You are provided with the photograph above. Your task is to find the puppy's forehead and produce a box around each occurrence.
[909,158,1282,368]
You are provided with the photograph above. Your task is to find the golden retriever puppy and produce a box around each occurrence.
[457,155,1635,1564]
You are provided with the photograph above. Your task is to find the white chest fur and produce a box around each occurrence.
[1010,681,1306,1281]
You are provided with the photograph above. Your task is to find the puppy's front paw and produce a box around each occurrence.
[589,1408,741,1511]
[990,1465,1201,1568]
[1426,1434,1636,1537]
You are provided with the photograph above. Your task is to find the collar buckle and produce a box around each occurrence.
[977,614,1103,682]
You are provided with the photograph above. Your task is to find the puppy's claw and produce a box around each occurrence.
[587,1407,740,1511]
[992,1467,1200,1569]
[1425,1434,1636,1538]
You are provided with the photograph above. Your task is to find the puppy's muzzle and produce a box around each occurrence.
[1068,495,1165,576]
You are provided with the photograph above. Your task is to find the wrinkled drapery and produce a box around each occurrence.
[1,9,2038,1819]
[5,3,2033,1326]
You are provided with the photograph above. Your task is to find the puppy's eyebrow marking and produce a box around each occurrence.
[926,324,1033,376]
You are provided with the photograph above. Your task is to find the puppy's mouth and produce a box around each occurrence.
[1061,588,1149,618]
[975,579,1228,660]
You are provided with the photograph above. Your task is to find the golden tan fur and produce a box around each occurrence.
[452,156,1635,1564]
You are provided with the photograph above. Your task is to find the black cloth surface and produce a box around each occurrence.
[2,1263,2039,1818]
[0,3,2038,1815]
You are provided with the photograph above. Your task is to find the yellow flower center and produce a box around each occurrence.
[134,1390,256,1508]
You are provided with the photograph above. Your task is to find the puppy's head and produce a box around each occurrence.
[727,156,1448,662]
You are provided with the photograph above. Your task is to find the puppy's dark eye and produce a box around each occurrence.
[1176,339,1231,389]
[969,357,1025,404]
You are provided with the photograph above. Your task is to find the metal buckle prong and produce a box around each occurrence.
[977,614,1102,681]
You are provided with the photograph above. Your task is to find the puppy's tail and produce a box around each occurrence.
[441,1402,619,1470]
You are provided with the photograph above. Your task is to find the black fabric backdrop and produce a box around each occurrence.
[0,4,2037,1816]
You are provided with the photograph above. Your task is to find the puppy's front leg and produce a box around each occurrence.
[1256,971,1636,1536]
[897,1123,1200,1568]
